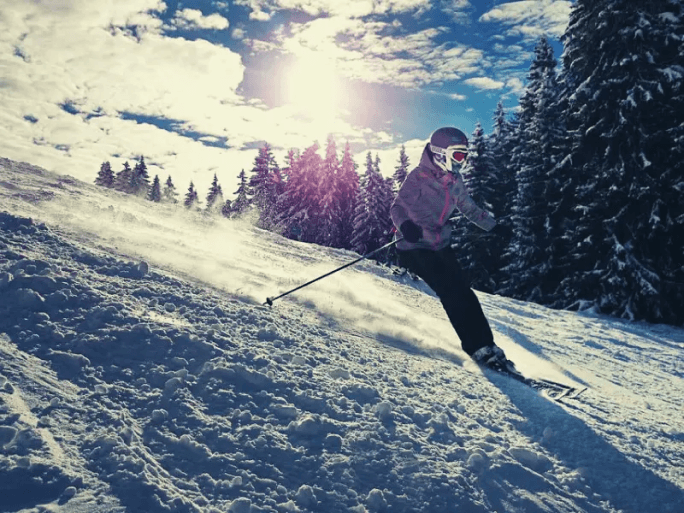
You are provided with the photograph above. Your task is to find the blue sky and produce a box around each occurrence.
[0,0,571,195]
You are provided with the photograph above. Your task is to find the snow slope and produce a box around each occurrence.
[1,157,683,513]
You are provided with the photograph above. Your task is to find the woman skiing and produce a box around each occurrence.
[391,126,513,372]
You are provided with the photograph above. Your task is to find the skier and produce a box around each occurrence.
[390,127,513,372]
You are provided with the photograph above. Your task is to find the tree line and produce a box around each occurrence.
[94,139,411,257]
[94,157,229,215]
[95,0,683,326]
[451,0,683,326]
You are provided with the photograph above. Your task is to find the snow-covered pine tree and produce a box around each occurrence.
[375,153,395,249]
[538,59,573,301]
[130,156,150,197]
[230,169,251,217]
[95,161,115,188]
[351,152,391,257]
[501,36,561,302]
[114,162,133,193]
[452,123,498,292]
[381,175,397,265]
[392,145,410,194]
[162,175,178,203]
[274,149,297,235]
[221,199,232,218]
[249,143,280,230]
[556,0,684,323]
[336,142,360,250]
[319,135,342,247]
[488,101,518,289]
[148,175,162,202]
[184,181,199,209]
[276,143,323,243]
[206,173,224,213]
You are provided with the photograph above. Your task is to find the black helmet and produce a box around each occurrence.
[429,127,469,173]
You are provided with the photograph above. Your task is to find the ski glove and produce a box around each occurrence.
[400,220,423,243]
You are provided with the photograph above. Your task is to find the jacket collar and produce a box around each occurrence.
[419,143,448,179]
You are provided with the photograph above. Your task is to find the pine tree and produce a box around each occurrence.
[206,173,224,213]
[277,143,323,243]
[488,101,518,289]
[184,181,199,209]
[249,143,280,230]
[130,156,150,197]
[336,142,360,249]
[319,135,342,247]
[375,153,395,247]
[555,0,684,323]
[231,169,250,217]
[148,175,162,202]
[95,161,115,188]
[490,101,517,220]
[502,36,562,302]
[114,162,133,193]
[275,150,298,234]
[537,60,572,301]
[221,199,233,218]
[392,145,410,194]
[351,152,392,257]
[452,123,498,292]
[162,175,179,203]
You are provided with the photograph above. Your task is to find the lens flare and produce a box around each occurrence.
[284,54,342,122]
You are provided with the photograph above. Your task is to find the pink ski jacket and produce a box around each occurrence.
[391,144,496,252]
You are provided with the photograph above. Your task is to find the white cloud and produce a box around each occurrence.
[440,0,472,24]
[232,0,275,20]
[250,9,273,21]
[244,38,281,53]
[212,1,230,11]
[170,9,229,30]
[479,0,572,38]
[233,0,431,18]
[232,27,247,39]
[278,17,485,88]
[494,43,524,54]
[0,0,372,193]
[505,77,525,95]
[464,77,505,90]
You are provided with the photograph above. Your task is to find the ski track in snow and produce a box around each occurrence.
[1,157,683,513]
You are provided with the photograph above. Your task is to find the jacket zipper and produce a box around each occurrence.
[436,178,452,247]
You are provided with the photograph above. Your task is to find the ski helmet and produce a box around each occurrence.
[429,127,469,173]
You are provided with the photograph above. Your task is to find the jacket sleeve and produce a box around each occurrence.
[390,170,421,230]
[453,173,496,231]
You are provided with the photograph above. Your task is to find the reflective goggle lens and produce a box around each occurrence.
[451,151,468,162]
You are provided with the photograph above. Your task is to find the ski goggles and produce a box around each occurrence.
[431,144,469,163]
[448,145,469,162]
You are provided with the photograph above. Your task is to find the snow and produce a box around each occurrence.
[1,157,684,513]
[659,66,684,83]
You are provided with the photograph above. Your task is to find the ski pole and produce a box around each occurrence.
[264,237,402,306]
[448,213,511,223]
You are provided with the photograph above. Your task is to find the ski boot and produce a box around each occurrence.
[472,345,519,376]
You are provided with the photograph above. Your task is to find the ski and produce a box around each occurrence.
[526,378,587,402]
[487,366,587,402]
[537,377,587,398]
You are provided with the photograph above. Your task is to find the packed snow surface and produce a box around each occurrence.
[1,157,683,513]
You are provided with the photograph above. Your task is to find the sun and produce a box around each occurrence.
[283,54,342,122]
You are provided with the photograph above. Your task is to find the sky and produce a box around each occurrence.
[0,0,571,198]
[2,157,684,513]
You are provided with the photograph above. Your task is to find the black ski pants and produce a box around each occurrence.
[398,246,494,356]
